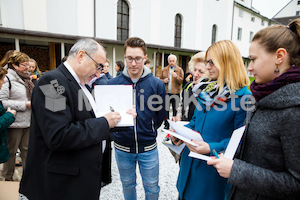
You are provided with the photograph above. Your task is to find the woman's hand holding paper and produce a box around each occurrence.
[185,140,210,154]
[207,153,233,178]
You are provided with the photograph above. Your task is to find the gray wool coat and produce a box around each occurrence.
[228,82,300,200]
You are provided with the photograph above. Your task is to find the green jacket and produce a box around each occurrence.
[0,101,15,163]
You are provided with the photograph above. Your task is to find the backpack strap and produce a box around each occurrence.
[5,75,11,91]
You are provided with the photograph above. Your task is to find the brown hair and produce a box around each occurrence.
[0,50,15,67]
[0,67,8,80]
[124,37,147,55]
[252,18,300,66]
[144,58,151,65]
[7,51,30,69]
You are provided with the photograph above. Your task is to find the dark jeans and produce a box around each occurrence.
[164,93,180,129]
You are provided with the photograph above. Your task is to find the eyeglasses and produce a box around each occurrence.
[125,56,144,64]
[85,52,104,71]
[20,63,30,68]
[204,59,214,67]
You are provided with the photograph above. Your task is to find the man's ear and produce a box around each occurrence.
[275,48,287,65]
[77,50,85,64]
[144,54,148,60]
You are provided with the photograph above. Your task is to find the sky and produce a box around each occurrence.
[252,0,291,18]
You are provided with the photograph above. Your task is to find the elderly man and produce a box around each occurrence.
[160,54,184,129]
[19,38,122,200]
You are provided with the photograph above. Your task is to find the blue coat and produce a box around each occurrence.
[177,86,251,200]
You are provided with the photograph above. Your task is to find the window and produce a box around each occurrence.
[239,8,244,17]
[237,27,242,41]
[261,19,264,26]
[211,24,217,44]
[117,0,129,41]
[251,16,255,22]
[296,11,300,16]
[298,1,300,5]
[174,14,182,48]
[249,31,253,43]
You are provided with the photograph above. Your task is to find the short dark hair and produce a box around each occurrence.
[124,37,147,55]
[116,60,125,71]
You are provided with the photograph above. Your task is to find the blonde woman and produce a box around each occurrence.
[172,40,251,200]
[0,51,33,181]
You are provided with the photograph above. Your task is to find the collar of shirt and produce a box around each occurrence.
[64,61,99,117]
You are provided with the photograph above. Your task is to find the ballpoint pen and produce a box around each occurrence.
[110,106,115,112]
[212,149,220,158]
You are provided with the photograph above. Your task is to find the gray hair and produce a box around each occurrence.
[68,38,103,58]
[168,54,177,62]
[189,51,206,71]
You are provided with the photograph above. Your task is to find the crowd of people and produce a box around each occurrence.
[0,18,299,200]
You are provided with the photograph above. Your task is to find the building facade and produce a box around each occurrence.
[0,0,277,76]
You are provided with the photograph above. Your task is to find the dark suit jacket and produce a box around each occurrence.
[19,64,111,200]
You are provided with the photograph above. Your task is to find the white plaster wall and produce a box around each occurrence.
[232,5,270,57]
[77,0,94,37]
[2,0,24,29]
[274,0,299,18]
[46,0,78,35]
[23,0,47,31]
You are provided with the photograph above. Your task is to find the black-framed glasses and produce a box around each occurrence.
[85,52,103,71]
[204,59,214,67]
[125,56,144,64]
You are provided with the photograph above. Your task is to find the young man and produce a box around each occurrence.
[109,37,166,200]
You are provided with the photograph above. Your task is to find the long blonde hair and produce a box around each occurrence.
[206,40,249,94]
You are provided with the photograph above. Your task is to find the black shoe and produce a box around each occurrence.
[15,162,22,167]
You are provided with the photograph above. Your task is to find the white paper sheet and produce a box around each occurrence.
[188,151,212,161]
[94,85,134,127]
[162,129,199,146]
[188,125,246,161]
[224,125,245,159]
[162,139,186,155]
[168,120,203,142]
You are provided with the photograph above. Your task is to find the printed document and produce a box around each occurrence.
[94,85,134,127]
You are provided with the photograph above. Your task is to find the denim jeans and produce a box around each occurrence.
[115,147,160,200]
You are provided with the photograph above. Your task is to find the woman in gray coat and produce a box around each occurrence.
[0,51,33,181]
[207,18,300,200]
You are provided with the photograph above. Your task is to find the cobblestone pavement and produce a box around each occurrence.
[100,126,180,200]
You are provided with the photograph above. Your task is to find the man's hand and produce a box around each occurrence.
[104,112,122,128]
[185,140,210,154]
[7,107,16,116]
[26,101,31,109]
[163,78,169,83]
[171,116,181,122]
[172,72,178,78]
[126,105,137,118]
[207,154,234,178]
[171,135,183,146]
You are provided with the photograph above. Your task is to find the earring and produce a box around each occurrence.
[274,65,280,76]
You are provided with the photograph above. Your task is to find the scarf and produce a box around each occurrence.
[14,69,35,100]
[250,65,300,102]
[192,78,231,107]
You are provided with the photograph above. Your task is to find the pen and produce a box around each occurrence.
[212,149,219,158]
[110,106,115,112]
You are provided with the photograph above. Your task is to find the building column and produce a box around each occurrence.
[15,38,20,51]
